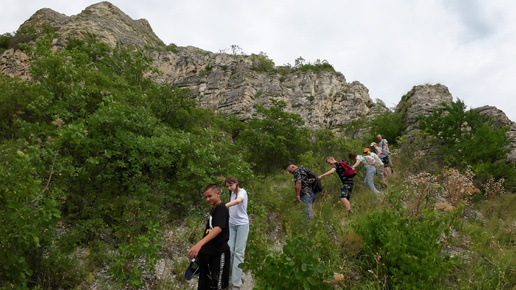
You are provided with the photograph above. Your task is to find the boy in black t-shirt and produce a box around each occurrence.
[318,156,355,215]
[188,184,230,289]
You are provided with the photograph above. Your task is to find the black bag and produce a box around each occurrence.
[305,168,323,193]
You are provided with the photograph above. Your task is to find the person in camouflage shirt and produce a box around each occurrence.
[287,164,317,221]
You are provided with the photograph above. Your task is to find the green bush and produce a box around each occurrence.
[353,192,461,289]
[246,236,333,289]
[369,109,405,147]
[237,98,310,174]
[296,59,336,74]
[250,52,275,72]
[417,99,516,189]
[0,144,61,287]
[0,36,254,287]
[0,32,13,53]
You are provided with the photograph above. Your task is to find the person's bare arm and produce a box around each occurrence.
[295,180,302,202]
[318,168,336,179]
[226,196,243,208]
[188,226,222,259]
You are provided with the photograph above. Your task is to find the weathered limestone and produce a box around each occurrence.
[395,84,453,132]
[1,1,515,160]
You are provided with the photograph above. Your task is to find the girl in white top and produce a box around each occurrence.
[225,176,249,289]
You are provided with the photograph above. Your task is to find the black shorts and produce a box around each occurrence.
[339,177,354,200]
[198,249,230,289]
[381,156,390,167]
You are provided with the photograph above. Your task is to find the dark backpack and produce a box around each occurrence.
[304,168,324,194]
[337,161,356,178]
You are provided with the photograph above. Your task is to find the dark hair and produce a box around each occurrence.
[204,183,221,194]
[348,153,357,160]
[225,176,239,185]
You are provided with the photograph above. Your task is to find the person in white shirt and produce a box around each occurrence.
[225,176,249,289]
[350,149,380,194]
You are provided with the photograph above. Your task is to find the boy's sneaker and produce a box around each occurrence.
[184,259,199,280]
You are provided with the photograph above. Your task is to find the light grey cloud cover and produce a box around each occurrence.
[1,0,515,122]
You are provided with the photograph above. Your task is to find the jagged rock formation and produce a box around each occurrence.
[1,1,515,153]
[18,1,162,50]
[0,49,30,80]
[0,2,376,130]
[396,84,516,163]
[395,84,453,132]
[474,106,516,163]
[150,48,374,128]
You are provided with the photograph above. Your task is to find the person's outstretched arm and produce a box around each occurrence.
[318,168,336,179]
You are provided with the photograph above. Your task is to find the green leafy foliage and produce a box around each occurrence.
[250,52,275,72]
[295,59,337,74]
[108,222,162,287]
[353,192,461,289]
[0,144,61,286]
[0,36,253,288]
[417,99,516,189]
[236,99,310,174]
[0,32,13,53]
[246,236,332,289]
[369,109,405,147]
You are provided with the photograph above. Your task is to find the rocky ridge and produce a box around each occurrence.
[1,1,515,157]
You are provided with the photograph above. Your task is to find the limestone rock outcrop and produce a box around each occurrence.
[395,84,453,132]
[18,1,162,50]
[474,106,516,163]
[1,0,514,153]
[1,2,376,129]
[150,48,374,129]
[0,48,30,80]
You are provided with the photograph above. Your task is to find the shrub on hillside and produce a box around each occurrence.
[417,99,516,189]
[353,192,461,289]
[237,98,310,174]
[245,236,333,289]
[0,36,253,288]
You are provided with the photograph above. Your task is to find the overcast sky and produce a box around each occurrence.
[2,0,515,122]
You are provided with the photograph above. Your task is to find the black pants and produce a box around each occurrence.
[198,249,230,289]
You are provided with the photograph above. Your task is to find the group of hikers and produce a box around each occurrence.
[186,134,393,289]
[288,134,394,219]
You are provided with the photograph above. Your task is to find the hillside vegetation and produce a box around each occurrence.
[1,33,515,289]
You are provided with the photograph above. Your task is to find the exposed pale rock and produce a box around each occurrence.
[1,0,514,157]
[18,1,162,50]
[395,84,453,132]
[0,49,30,80]
[473,106,516,163]
[149,48,375,129]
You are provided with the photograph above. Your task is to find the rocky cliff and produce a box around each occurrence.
[150,47,376,128]
[0,1,378,130]
[395,84,453,132]
[1,1,515,152]
[395,84,516,163]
